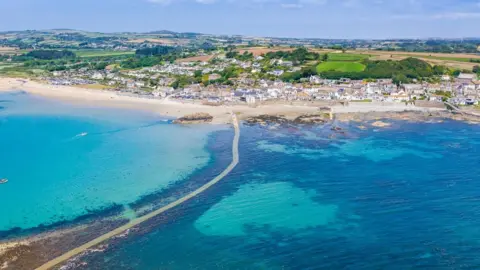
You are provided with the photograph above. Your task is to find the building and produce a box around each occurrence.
[457,73,477,84]
[92,72,105,80]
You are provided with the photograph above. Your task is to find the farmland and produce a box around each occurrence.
[236,47,295,56]
[350,50,480,70]
[311,48,480,70]
[316,61,366,72]
[176,54,215,63]
[74,50,135,58]
[326,53,370,61]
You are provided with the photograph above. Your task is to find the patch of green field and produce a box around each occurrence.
[74,50,135,58]
[422,55,476,63]
[327,53,370,61]
[393,54,477,63]
[316,61,366,72]
[0,63,21,70]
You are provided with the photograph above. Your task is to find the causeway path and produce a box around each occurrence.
[36,114,240,270]
[445,102,480,117]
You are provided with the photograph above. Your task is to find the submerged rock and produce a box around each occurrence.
[371,121,391,128]
[293,114,328,124]
[173,113,213,124]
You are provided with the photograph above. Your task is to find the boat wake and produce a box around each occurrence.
[75,132,88,138]
[65,120,170,142]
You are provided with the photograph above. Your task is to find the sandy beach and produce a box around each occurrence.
[0,77,444,124]
[0,78,236,124]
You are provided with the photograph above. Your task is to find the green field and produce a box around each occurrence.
[388,53,478,63]
[74,50,135,58]
[316,61,366,72]
[422,55,475,63]
[0,63,21,70]
[327,53,370,61]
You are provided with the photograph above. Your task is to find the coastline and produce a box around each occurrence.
[0,78,233,124]
[0,77,452,125]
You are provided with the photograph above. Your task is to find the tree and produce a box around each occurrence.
[26,50,76,60]
[473,65,480,74]
[225,51,238,59]
[322,53,329,62]
[392,74,409,86]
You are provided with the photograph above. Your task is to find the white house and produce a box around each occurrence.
[246,95,256,104]
[92,72,105,80]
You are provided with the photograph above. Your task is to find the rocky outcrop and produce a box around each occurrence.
[173,113,213,124]
[293,114,328,124]
[244,115,289,126]
[245,113,330,126]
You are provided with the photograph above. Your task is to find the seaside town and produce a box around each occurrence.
[1,30,480,112]
[44,55,480,107]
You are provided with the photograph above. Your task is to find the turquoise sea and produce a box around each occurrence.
[0,91,221,233]
[81,113,480,269]
[3,91,480,269]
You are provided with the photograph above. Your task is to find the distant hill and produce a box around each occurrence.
[144,30,178,35]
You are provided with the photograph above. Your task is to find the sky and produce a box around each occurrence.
[1,0,480,39]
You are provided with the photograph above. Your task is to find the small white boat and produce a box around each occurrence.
[0,178,8,184]
[79,132,88,137]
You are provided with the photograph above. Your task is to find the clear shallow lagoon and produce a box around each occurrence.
[81,119,480,269]
[0,91,220,232]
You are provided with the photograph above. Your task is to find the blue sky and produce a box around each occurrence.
[1,0,480,39]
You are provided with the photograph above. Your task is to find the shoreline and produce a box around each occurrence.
[0,77,452,125]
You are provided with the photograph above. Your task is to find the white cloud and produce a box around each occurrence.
[391,11,480,21]
[299,0,327,4]
[147,0,175,4]
[148,0,217,4]
[281,3,303,8]
[147,0,328,7]
[342,0,358,7]
[430,12,480,19]
[196,0,217,3]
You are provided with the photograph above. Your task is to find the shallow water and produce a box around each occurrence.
[81,119,480,269]
[0,91,221,232]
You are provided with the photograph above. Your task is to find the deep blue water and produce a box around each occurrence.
[0,91,222,234]
[80,119,480,269]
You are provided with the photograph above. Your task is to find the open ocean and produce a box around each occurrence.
[2,91,480,269]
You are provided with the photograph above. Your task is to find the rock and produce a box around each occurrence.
[173,113,213,124]
[293,114,327,124]
[245,114,329,126]
[371,121,391,127]
[244,115,289,126]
